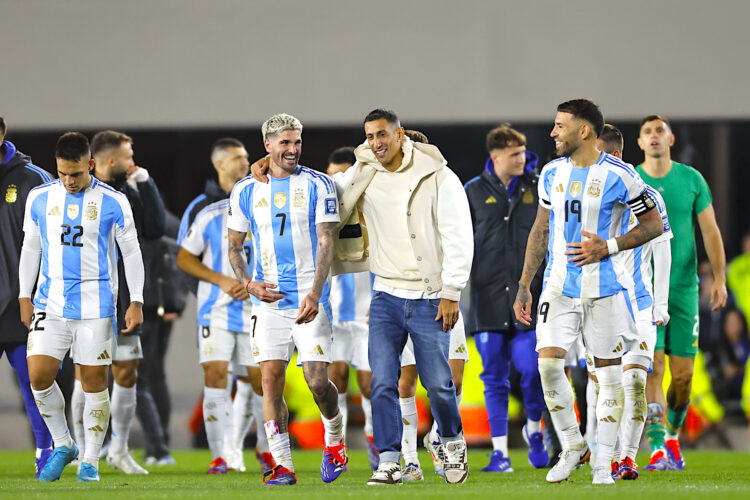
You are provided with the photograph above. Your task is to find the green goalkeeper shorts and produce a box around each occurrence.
[655,288,699,358]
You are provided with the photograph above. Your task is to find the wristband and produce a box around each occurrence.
[245,280,252,294]
[606,238,619,255]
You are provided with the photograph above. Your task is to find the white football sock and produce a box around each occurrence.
[594,364,625,469]
[337,393,348,438]
[620,368,647,461]
[110,383,136,455]
[233,380,254,450]
[203,387,227,460]
[526,418,542,435]
[31,382,72,449]
[265,421,293,471]
[321,410,344,447]
[83,389,110,467]
[224,380,234,452]
[585,377,599,447]
[71,379,86,451]
[361,396,373,437]
[491,435,509,456]
[399,396,419,465]
[251,392,269,453]
[538,358,585,450]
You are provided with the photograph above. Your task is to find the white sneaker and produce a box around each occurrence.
[367,462,402,485]
[145,455,177,466]
[402,462,424,481]
[225,445,246,472]
[592,467,615,485]
[107,452,149,475]
[423,434,445,476]
[442,440,468,484]
[546,444,590,483]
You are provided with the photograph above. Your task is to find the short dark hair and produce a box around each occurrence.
[486,123,526,153]
[0,116,6,136]
[404,129,429,144]
[363,108,400,127]
[557,99,604,137]
[640,114,672,131]
[211,137,244,158]
[56,132,91,161]
[598,123,624,154]
[328,147,356,165]
[91,130,133,157]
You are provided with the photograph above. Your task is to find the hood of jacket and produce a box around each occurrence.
[1,141,34,170]
[354,137,446,178]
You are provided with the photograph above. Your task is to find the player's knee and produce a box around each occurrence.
[537,357,565,386]
[398,377,417,398]
[306,375,330,397]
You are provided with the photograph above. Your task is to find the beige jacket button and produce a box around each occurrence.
[416,256,422,261]
[411,234,416,239]
[424,278,429,283]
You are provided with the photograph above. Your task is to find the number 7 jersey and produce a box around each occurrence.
[227,166,340,312]
[538,152,654,299]
[23,178,140,319]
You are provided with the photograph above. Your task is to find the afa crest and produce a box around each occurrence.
[274,192,287,209]
[86,202,98,220]
[5,184,17,203]
[293,188,305,208]
[67,204,79,219]
[587,180,601,198]
[522,189,534,204]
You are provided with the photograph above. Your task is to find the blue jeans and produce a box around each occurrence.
[475,330,545,437]
[368,291,462,464]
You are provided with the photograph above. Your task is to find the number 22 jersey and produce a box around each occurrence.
[538,152,654,299]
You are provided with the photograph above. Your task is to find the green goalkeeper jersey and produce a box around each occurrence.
[636,161,712,290]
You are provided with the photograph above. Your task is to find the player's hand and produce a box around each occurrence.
[19,298,34,330]
[514,284,533,326]
[220,276,249,300]
[710,280,728,311]
[653,305,670,326]
[435,298,458,332]
[122,302,144,333]
[565,230,608,266]
[296,294,319,324]
[250,156,270,184]
[128,166,149,182]
[246,281,285,303]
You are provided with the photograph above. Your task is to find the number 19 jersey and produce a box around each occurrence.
[227,166,340,314]
[538,152,653,299]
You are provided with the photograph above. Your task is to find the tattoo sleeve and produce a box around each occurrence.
[227,229,251,283]
[310,222,336,300]
[616,207,662,251]
[519,206,550,288]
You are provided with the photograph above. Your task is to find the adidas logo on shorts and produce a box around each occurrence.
[639,341,648,351]
[309,345,324,355]
[97,350,110,360]
[455,345,467,354]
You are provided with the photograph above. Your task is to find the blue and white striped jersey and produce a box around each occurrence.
[23,178,139,319]
[181,199,253,331]
[538,152,653,299]
[227,166,340,317]
[619,186,673,311]
[330,271,373,323]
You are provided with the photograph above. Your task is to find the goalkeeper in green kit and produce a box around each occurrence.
[635,115,728,471]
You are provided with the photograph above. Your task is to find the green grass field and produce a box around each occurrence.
[2,449,749,499]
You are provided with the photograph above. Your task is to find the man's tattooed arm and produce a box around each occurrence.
[514,206,550,325]
[308,222,336,301]
[227,228,251,283]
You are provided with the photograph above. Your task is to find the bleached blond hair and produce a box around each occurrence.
[261,113,303,140]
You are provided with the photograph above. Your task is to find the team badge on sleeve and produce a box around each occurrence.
[325,198,338,215]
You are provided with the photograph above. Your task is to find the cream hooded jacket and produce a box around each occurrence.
[331,138,473,302]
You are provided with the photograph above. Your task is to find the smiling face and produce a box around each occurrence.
[215,146,250,184]
[57,156,94,194]
[550,111,585,157]
[364,118,404,170]
[491,144,527,180]
[265,129,302,175]
[638,119,675,159]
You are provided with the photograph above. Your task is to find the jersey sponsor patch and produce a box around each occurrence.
[325,198,338,215]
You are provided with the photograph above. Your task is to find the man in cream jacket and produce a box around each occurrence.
[251,108,473,485]
[337,109,472,485]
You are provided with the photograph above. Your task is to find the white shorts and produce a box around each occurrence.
[623,307,656,368]
[114,333,143,361]
[566,336,587,369]
[401,313,469,367]
[251,307,332,364]
[26,310,116,366]
[199,325,256,367]
[331,320,370,371]
[536,290,636,360]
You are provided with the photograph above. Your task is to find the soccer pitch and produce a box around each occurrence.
[2,449,749,499]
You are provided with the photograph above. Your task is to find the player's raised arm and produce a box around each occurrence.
[514,205,550,325]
